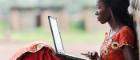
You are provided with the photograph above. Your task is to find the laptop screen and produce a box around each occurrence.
[48,16,65,53]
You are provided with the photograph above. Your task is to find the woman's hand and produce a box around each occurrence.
[81,51,99,60]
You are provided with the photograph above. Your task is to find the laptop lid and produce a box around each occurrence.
[48,16,65,54]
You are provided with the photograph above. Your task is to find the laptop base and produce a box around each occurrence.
[57,53,85,60]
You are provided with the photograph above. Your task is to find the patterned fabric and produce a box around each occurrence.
[10,41,61,60]
[101,26,135,60]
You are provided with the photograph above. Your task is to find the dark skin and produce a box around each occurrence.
[82,0,135,60]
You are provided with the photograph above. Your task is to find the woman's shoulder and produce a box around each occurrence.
[112,26,136,48]
[113,26,135,42]
[118,26,134,35]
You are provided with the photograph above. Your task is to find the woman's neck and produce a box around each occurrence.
[108,18,122,32]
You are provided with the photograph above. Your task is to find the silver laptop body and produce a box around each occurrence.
[48,16,85,60]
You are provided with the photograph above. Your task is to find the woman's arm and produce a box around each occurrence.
[122,46,135,60]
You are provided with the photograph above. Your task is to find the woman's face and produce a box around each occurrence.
[96,0,111,24]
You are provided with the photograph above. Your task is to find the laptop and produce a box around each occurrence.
[48,16,85,60]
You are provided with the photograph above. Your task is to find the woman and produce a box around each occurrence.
[82,0,138,60]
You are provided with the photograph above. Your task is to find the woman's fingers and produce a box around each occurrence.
[81,51,97,57]
[81,51,99,60]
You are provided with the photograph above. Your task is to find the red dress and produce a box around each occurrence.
[101,26,135,60]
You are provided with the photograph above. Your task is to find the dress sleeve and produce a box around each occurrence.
[118,27,135,48]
